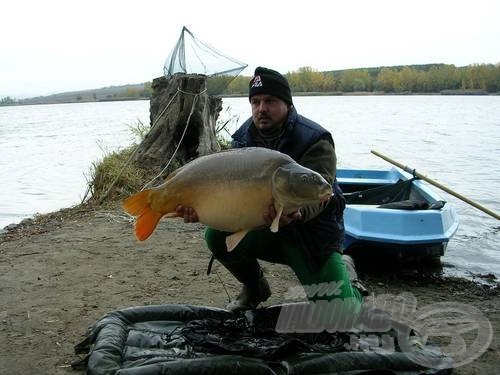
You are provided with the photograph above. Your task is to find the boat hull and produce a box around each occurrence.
[338,168,459,258]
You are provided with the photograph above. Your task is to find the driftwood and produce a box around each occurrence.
[134,74,222,172]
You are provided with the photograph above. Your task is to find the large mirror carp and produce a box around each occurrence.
[123,147,332,251]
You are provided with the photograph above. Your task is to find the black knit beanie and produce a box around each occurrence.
[248,66,293,106]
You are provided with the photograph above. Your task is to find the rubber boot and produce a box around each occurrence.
[222,258,271,311]
[342,254,370,296]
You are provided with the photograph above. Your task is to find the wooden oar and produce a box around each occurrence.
[371,150,500,220]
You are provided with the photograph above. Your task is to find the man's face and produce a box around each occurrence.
[250,94,289,132]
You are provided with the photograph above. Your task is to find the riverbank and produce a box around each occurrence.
[0,204,498,374]
[2,89,497,107]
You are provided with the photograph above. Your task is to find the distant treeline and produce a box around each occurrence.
[1,83,153,106]
[221,63,500,95]
[2,63,499,106]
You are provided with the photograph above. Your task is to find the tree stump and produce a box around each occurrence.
[134,74,222,173]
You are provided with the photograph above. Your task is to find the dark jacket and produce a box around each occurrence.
[231,107,345,271]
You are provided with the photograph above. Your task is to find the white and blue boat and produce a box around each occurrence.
[337,168,459,259]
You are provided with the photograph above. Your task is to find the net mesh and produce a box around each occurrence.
[164,26,247,95]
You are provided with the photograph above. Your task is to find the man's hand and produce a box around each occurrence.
[264,204,302,228]
[176,205,199,223]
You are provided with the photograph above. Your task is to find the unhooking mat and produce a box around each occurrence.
[73,303,452,375]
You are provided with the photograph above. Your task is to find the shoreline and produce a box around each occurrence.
[0,203,498,373]
[2,90,498,108]
[0,96,150,108]
[3,205,498,283]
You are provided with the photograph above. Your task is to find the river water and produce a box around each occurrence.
[1,96,499,278]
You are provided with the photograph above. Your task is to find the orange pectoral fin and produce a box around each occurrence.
[135,208,163,241]
[123,190,151,216]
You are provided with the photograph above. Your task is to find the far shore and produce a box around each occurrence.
[2,89,498,108]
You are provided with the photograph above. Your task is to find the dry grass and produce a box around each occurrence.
[84,116,232,205]
[85,145,154,204]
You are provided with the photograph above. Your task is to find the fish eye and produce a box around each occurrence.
[301,174,309,183]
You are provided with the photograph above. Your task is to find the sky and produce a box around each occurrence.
[1,0,499,98]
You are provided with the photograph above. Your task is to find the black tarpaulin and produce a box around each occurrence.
[344,179,416,205]
[343,178,446,210]
[73,303,452,375]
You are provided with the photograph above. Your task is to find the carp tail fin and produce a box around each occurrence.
[135,208,163,241]
[123,189,162,241]
[123,190,151,216]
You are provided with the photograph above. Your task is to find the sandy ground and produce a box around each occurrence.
[0,204,498,374]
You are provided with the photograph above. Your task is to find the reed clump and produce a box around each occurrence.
[85,112,236,205]
[83,120,152,205]
[85,146,153,205]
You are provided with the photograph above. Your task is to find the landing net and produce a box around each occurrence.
[164,26,247,95]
